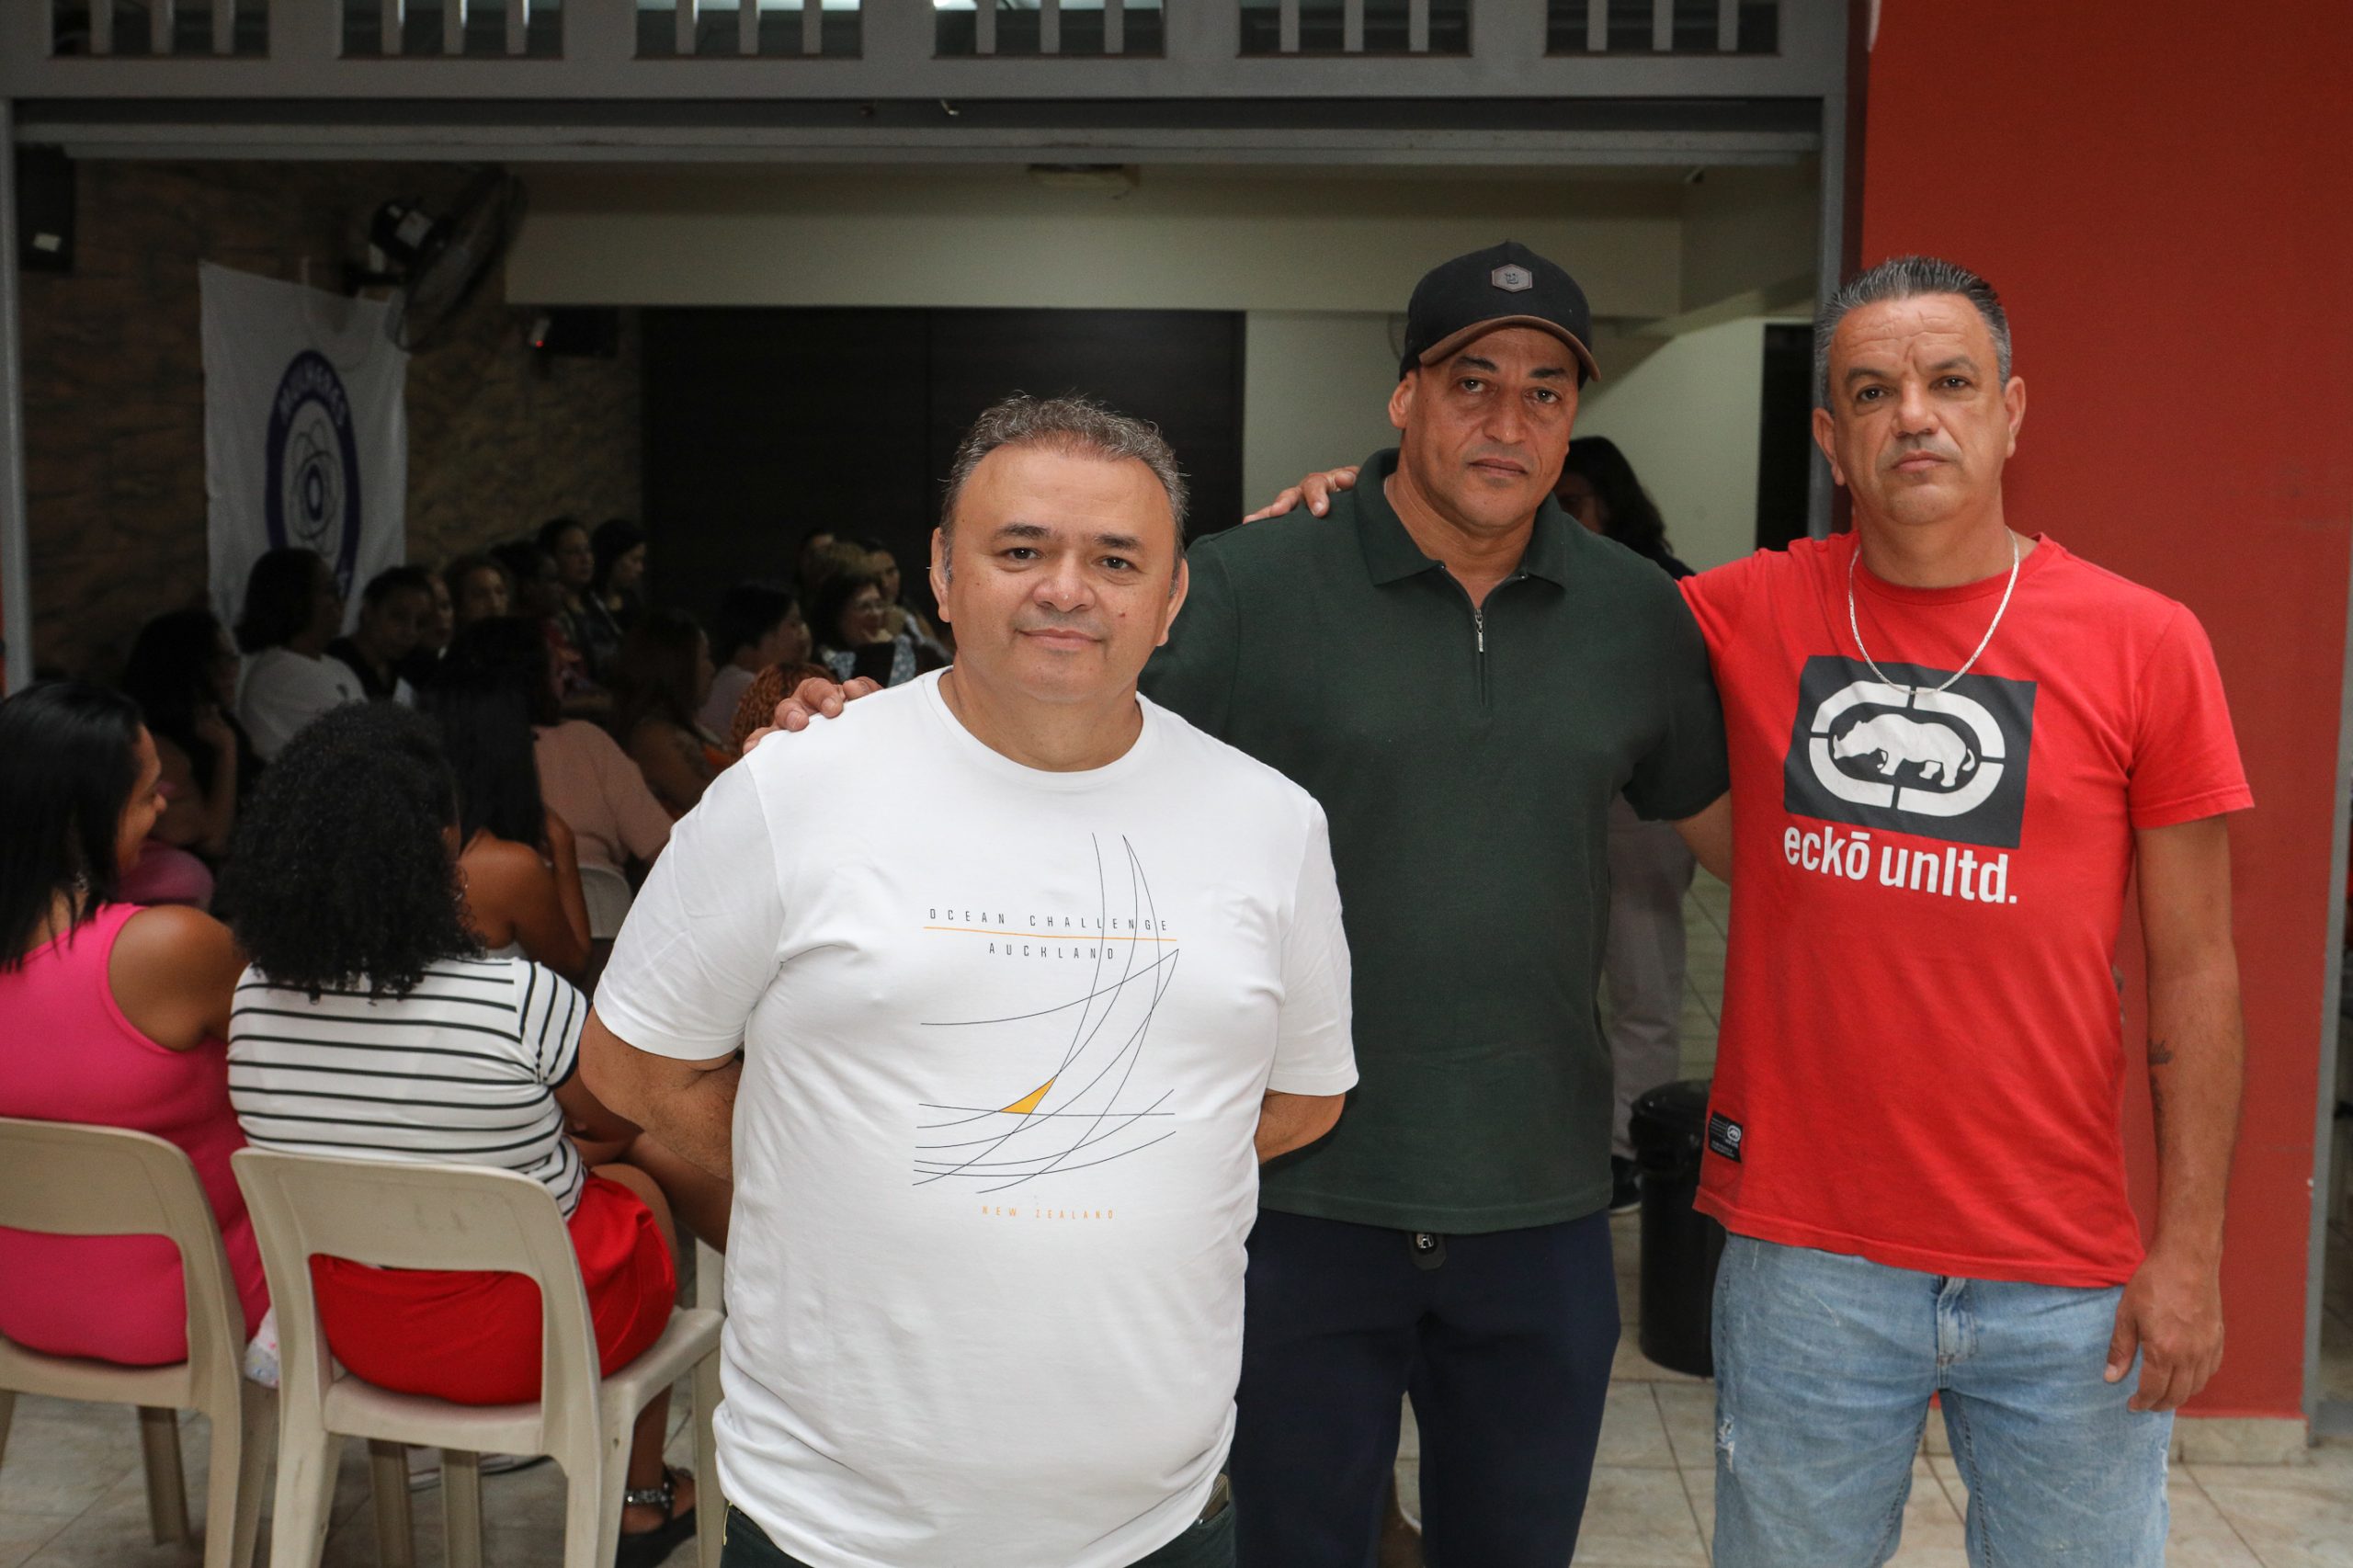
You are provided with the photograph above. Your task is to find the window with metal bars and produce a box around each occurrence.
[1236,0,1471,56]
[934,0,1166,59]
[1546,0,1778,54]
[50,0,270,56]
[633,0,862,57]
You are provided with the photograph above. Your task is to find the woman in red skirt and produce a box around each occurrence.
[221,702,702,1568]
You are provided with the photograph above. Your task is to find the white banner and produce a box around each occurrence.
[201,262,408,632]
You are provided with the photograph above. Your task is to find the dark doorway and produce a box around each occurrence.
[641,307,1247,627]
[1755,323,1815,551]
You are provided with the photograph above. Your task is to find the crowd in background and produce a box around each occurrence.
[0,439,1685,1566]
[89,515,947,944]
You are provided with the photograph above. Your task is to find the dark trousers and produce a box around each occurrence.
[1231,1209,1619,1568]
[718,1500,1235,1568]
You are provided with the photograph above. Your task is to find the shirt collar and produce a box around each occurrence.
[1352,448,1578,589]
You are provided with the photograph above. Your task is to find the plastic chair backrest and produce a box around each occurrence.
[576,864,633,942]
[230,1150,602,1435]
[0,1115,244,1408]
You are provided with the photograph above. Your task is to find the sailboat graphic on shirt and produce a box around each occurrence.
[913,835,1179,1194]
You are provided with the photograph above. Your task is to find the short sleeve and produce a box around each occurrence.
[1677,551,1762,663]
[516,962,588,1085]
[592,750,788,1062]
[1140,544,1242,741]
[1623,587,1731,822]
[1267,804,1358,1096]
[2127,606,2253,829]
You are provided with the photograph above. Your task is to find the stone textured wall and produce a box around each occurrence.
[20,160,641,679]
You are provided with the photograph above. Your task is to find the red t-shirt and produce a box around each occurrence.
[1679,533,2251,1287]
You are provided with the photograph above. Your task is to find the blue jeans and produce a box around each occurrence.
[1711,1236,2172,1567]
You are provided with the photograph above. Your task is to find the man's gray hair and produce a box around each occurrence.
[1814,255,2013,407]
[940,392,1190,551]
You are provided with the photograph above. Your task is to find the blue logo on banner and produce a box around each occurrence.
[263,350,363,593]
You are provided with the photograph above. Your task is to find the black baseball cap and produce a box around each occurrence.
[1398,240,1601,384]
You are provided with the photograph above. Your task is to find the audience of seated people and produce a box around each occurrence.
[417,641,595,983]
[0,527,836,1561]
[234,547,359,761]
[608,608,728,816]
[326,563,435,703]
[701,582,809,738]
[0,682,271,1368]
[215,703,705,1566]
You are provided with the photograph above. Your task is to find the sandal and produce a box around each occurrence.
[614,1464,697,1568]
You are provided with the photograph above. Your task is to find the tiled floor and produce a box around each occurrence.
[5,872,2349,1566]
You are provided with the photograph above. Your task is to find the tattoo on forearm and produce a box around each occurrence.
[2148,1037,2176,1066]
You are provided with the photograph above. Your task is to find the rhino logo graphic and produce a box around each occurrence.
[1829,713,1980,786]
[1782,658,2037,850]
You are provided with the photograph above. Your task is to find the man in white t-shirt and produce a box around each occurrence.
[582,393,1358,1568]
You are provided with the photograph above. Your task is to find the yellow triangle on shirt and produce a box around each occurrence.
[1001,1079,1054,1117]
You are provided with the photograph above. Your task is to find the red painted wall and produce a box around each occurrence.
[1860,5,2353,1418]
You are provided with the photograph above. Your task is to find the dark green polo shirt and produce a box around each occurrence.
[1140,449,1728,1233]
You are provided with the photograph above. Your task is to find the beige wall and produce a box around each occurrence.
[508,166,1689,318]
[1240,312,1402,515]
[1575,316,1803,573]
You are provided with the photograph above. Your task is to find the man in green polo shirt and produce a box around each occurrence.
[1142,243,1726,1567]
[761,242,1728,1566]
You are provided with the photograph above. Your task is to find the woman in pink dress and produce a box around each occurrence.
[0,682,267,1365]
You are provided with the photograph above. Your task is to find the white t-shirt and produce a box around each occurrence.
[237,647,365,760]
[227,957,588,1216]
[595,672,1355,1568]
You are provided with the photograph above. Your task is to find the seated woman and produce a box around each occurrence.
[417,653,594,983]
[326,564,435,703]
[444,552,513,635]
[447,619,672,881]
[235,547,362,761]
[0,682,268,1369]
[812,570,938,690]
[608,610,727,817]
[592,519,649,635]
[117,608,259,910]
[726,659,835,756]
[700,582,809,738]
[494,540,607,720]
[857,536,951,663]
[218,704,699,1566]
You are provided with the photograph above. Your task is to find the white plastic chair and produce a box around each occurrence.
[232,1149,723,1568]
[0,1116,271,1568]
[577,863,636,942]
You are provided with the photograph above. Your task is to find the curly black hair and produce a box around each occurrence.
[218,701,481,999]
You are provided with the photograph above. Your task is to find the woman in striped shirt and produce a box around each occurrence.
[219,702,699,1567]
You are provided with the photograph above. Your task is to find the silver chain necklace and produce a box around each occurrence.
[1846,532,2021,698]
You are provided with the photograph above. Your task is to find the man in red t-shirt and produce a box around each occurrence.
[1678,256,2247,1565]
[1255,254,2247,1565]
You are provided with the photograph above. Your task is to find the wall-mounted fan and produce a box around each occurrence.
[361,171,525,352]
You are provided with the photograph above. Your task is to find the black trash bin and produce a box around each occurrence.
[1629,1078,1727,1379]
